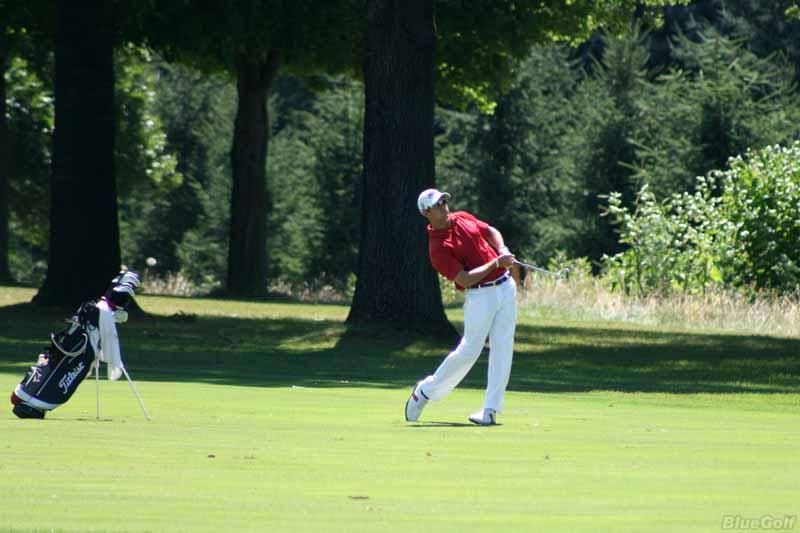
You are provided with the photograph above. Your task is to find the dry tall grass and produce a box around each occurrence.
[138,269,800,338]
[140,272,352,304]
[141,271,202,297]
[518,270,800,338]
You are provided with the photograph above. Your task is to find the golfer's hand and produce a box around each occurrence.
[497,253,515,269]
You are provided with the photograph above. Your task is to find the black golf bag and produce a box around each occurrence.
[10,271,140,419]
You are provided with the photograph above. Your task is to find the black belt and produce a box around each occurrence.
[469,273,510,290]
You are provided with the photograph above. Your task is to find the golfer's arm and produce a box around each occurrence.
[484,225,507,253]
[453,226,511,287]
[455,258,502,288]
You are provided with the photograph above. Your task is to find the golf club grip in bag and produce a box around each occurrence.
[10,302,99,419]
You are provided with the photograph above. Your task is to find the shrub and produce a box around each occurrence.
[718,143,800,289]
[603,142,800,295]
[602,178,738,296]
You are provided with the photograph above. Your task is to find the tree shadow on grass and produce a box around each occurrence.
[0,302,799,394]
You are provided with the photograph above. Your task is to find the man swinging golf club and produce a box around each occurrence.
[406,188,517,425]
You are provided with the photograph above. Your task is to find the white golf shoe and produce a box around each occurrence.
[404,383,429,422]
[468,408,497,426]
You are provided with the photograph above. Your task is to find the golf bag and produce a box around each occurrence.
[10,271,141,419]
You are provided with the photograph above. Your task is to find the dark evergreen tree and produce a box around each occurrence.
[575,31,650,265]
[458,46,583,264]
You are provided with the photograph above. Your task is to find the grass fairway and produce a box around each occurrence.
[1,286,799,532]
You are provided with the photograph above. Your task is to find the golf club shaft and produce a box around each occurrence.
[513,259,566,277]
[95,359,100,420]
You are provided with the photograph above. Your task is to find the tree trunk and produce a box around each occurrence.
[226,50,279,297]
[34,0,119,306]
[0,27,13,283]
[348,0,455,337]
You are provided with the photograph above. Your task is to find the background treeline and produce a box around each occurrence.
[6,0,800,297]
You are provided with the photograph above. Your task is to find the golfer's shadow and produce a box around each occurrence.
[406,421,502,428]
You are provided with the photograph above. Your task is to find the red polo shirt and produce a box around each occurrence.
[427,211,506,291]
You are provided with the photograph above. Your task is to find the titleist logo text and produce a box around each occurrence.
[58,362,85,394]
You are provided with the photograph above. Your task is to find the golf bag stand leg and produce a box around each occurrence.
[95,354,100,420]
[121,367,151,421]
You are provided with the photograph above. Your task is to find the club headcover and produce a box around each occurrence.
[104,270,141,310]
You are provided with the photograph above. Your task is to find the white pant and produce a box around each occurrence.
[420,277,517,412]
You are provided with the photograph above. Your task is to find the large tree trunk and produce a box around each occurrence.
[348,0,455,337]
[226,50,279,297]
[34,0,119,306]
[0,27,13,283]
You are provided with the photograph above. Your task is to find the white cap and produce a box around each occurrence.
[417,188,451,214]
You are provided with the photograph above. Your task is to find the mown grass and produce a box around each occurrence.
[1,286,798,532]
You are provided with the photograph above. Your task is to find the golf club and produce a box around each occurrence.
[513,259,571,279]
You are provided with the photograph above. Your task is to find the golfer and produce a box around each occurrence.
[405,188,517,425]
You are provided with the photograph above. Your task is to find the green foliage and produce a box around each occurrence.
[602,179,737,295]
[4,37,187,283]
[8,0,800,299]
[266,133,322,282]
[5,53,51,252]
[116,67,362,291]
[604,142,800,295]
[435,0,689,110]
[440,21,800,277]
[628,68,703,196]
[718,0,800,82]
[134,1,365,296]
[115,45,182,194]
[553,24,800,268]
[569,29,651,265]
[681,28,798,167]
[717,143,800,289]
[3,26,52,285]
[174,169,232,292]
[635,28,800,196]
[120,58,235,280]
[267,76,362,287]
[434,106,479,210]
[300,79,363,282]
[140,1,362,77]
[465,46,583,264]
